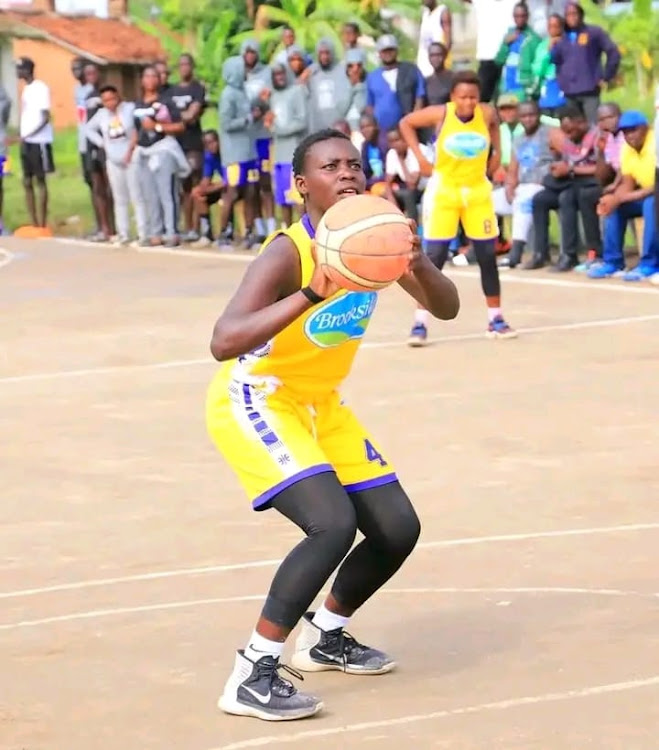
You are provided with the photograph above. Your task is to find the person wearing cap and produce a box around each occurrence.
[589,111,658,282]
[366,35,425,154]
[550,2,620,124]
[242,40,276,241]
[494,2,541,102]
[16,57,54,229]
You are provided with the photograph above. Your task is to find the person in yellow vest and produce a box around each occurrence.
[206,128,459,722]
[400,70,517,344]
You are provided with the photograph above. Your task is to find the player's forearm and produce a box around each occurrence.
[210,292,316,361]
[406,257,460,320]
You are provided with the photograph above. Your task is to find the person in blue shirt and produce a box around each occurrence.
[366,34,425,152]
[192,130,224,246]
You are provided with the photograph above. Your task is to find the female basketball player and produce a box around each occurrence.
[207,129,459,722]
[400,70,517,343]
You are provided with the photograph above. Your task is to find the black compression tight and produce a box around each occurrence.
[426,238,500,297]
[261,473,421,629]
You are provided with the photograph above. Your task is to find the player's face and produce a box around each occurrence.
[451,83,479,118]
[203,133,219,154]
[622,124,647,151]
[100,89,119,111]
[518,104,539,133]
[295,138,366,212]
[142,68,160,94]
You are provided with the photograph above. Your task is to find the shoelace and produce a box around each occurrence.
[255,657,305,694]
[323,629,367,668]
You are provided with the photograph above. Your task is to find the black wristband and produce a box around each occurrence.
[300,286,325,305]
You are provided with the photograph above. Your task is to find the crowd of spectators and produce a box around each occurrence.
[5,0,658,283]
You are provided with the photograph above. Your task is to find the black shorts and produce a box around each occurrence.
[84,145,106,174]
[21,142,55,180]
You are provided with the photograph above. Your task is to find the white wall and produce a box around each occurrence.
[55,0,108,16]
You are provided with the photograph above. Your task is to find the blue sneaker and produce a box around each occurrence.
[407,323,428,347]
[622,264,658,282]
[486,316,517,339]
[587,262,623,279]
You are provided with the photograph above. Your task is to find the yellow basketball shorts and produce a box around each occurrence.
[423,177,498,242]
[206,381,397,510]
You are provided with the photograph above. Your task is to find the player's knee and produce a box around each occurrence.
[22,177,33,190]
[313,508,358,561]
[382,506,421,560]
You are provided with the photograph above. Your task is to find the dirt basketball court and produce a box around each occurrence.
[1,237,658,750]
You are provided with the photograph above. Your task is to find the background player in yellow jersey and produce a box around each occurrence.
[206,129,459,722]
[400,70,517,343]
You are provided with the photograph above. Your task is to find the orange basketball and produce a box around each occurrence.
[315,195,413,292]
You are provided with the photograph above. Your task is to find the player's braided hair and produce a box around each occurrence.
[292,129,352,177]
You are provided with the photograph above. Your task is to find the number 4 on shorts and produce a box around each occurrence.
[364,438,388,467]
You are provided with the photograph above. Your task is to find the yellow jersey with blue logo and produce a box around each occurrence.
[211,214,378,402]
[435,103,490,187]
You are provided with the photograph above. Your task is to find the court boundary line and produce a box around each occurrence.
[210,675,659,749]
[2,585,657,631]
[2,521,658,601]
[51,236,659,296]
[0,247,14,271]
[1,313,658,386]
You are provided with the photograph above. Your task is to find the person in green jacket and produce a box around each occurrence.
[494,2,541,102]
[531,14,567,116]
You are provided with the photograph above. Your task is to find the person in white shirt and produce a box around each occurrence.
[384,127,432,222]
[417,0,452,79]
[16,57,54,228]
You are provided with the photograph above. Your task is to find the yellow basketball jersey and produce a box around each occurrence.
[212,216,378,401]
[435,103,490,186]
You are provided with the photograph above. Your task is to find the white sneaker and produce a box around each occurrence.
[218,650,323,722]
[650,272,659,286]
[292,612,396,675]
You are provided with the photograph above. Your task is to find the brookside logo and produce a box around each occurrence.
[304,292,377,348]
[443,132,488,160]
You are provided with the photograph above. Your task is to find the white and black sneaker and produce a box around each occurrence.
[218,650,323,722]
[292,612,396,675]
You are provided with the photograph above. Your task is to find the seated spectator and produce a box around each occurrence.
[384,127,425,222]
[85,84,140,246]
[531,14,566,117]
[494,100,560,267]
[589,111,658,281]
[528,103,601,270]
[594,102,623,191]
[266,62,307,229]
[494,2,541,102]
[192,130,224,246]
[493,94,523,252]
[359,113,387,196]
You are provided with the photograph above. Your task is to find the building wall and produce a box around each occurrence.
[0,38,19,127]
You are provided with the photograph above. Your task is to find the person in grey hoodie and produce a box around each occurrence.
[218,55,260,249]
[306,38,353,132]
[85,84,142,244]
[242,39,275,240]
[265,62,307,227]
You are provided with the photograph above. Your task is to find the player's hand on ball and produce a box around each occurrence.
[309,241,342,299]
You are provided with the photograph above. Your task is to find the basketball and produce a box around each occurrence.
[315,195,414,292]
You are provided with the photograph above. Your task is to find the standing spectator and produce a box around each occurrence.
[417,0,452,78]
[242,40,276,240]
[286,45,309,83]
[494,2,541,102]
[169,53,207,242]
[495,100,560,267]
[359,113,387,194]
[342,22,362,52]
[532,14,566,116]
[265,63,307,228]
[217,56,260,249]
[192,130,224,246]
[307,39,353,132]
[71,57,100,236]
[83,63,115,241]
[528,104,601,270]
[131,65,188,248]
[85,85,142,245]
[551,2,620,124]
[0,83,11,235]
[384,127,425,222]
[345,48,368,137]
[590,111,658,281]
[156,60,172,94]
[366,35,425,153]
[16,57,54,229]
[273,27,312,68]
[424,42,453,106]
[462,0,518,102]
